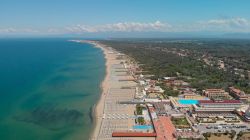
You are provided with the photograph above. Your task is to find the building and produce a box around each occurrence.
[165,79,189,88]
[179,93,207,100]
[163,77,176,81]
[144,85,164,93]
[237,106,250,122]
[174,132,204,139]
[179,87,196,93]
[203,89,230,100]
[195,112,240,123]
[135,87,146,99]
[243,107,250,122]
[153,102,167,115]
[194,100,243,112]
[164,79,175,87]
[229,87,249,101]
[144,79,156,86]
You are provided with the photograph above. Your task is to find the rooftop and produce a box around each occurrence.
[112,132,157,137]
[229,87,246,96]
[199,100,242,104]
[204,89,226,93]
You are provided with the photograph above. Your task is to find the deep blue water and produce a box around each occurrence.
[0,38,105,140]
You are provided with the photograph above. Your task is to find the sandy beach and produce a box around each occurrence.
[88,41,112,140]
[77,41,154,140]
[77,40,116,139]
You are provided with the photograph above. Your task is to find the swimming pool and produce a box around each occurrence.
[133,125,153,130]
[178,99,198,105]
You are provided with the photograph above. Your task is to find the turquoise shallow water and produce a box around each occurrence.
[0,38,105,140]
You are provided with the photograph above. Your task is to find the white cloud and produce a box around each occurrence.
[197,17,250,32]
[0,28,38,34]
[207,17,249,27]
[66,21,171,33]
[1,18,250,35]
[161,17,250,33]
[66,18,250,33]
[0,28,17,33]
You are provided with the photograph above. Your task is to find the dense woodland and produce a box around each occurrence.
[100,39,250,94]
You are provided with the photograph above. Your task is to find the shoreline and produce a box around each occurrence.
[78,40,111,140]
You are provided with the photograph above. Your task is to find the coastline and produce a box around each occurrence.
[78,40,111,140]
[77,40,156,140]
[75,40,140,140]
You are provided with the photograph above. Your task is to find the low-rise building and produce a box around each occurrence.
[179,87,196,93]
[174,131,204,139]
[179,93,207,100]
[244,107,250,121]
[145,79,156,86]
[165,79,189,88]
[203,89,230,100]
[153,102,167,115]
[237,105,250,122]
[194,100,243,112]
[195,112,240,123]
[229,87,249,101]
[135,87,146,99]
[144,85,164,93]
[163,77,176,81]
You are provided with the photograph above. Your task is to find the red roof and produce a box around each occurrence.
[112,132,157,137]
[153,116,176,140]
[199,100,242,104]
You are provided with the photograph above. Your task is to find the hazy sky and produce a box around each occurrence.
[1,0,250,37]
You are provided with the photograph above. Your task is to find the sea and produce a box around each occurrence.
[0,38,105,140]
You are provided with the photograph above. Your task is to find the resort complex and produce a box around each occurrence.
[87,41,250,140]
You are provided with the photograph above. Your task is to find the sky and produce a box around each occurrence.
[1,0,250,37]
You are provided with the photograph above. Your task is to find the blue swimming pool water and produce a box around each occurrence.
[133,125,153,130]
[178,99,198,105]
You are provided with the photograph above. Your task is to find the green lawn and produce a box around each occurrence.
[171,117,190,128]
